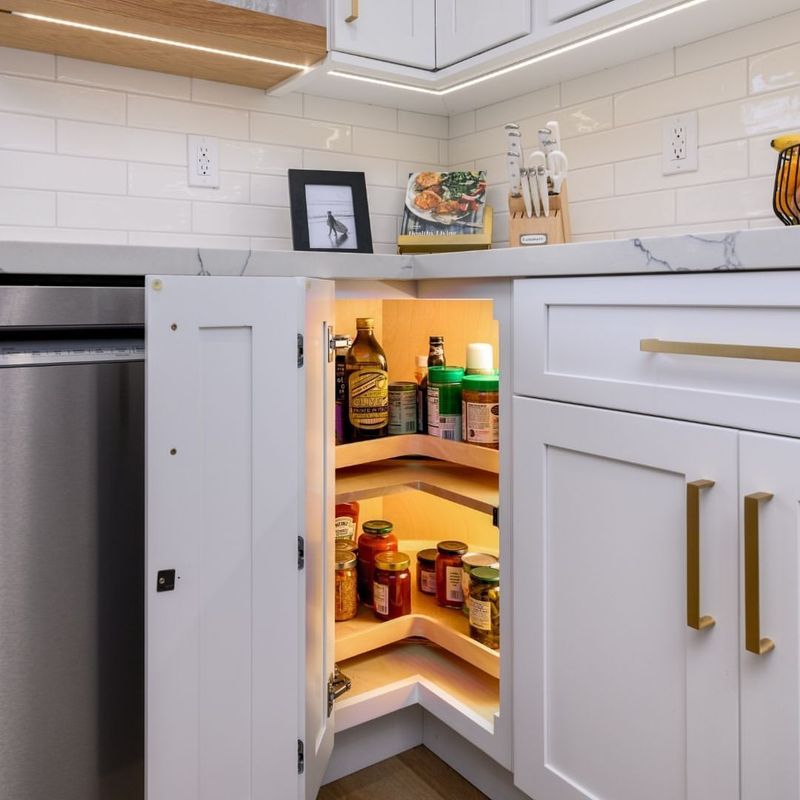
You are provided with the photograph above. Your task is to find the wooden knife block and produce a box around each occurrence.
[508,181,572,246]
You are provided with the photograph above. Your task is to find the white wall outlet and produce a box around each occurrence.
[188,135,219,188]
[662,112,698,175]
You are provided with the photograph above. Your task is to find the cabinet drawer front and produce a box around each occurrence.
[514,272,800,437]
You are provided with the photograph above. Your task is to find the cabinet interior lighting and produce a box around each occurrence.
[7,11,311,71]
[328,0,710,96]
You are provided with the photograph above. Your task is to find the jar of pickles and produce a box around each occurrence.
[469,567,499,650]
[373,552,412,621]
[416,548,438,595]
[334,548,358,622]
[356,520,397,607]
[435,540,468,608]
[460,552,499,616]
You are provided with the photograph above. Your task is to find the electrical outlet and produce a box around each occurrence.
[188,135,219,188]
[662,112,698,175]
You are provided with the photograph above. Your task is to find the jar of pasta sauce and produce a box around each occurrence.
[435,540,468,608]
[373,552,412,621]
[357,520,397,607]
[416,548,438,595]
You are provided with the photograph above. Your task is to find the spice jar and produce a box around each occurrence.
[416,548,438,595]
[461,552,500,616]
[469,566,500,650]
[335,501,360,542]
[428,366,465,441]
[373,552,412,621]
[389,381,417,436]
[334,549,358,622]
[357,520,397,607]
[435,540,468,608]
[462,374,499,449]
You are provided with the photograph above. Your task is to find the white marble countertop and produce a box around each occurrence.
[0,227,797,280]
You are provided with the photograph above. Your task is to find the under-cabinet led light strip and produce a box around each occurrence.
[10,11,310,71]
[328,0,711,96]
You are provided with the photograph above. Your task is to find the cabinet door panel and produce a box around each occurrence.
[513,398,739,800]
[739,433,800,800]
[436,0,531,68]
[331,0,436,69]
[546,0,613,23]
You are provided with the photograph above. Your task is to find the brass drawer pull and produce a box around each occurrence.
[641,338,800,363]
[687,480,715,631]
[345,0,359,22]
[744,492,775,656]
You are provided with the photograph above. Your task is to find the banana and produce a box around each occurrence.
[771,133,800,151]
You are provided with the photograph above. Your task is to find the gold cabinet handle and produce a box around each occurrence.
[687,479,716,631]
[345,0,359,22]
[641,339,800,363]
[744,492,775,655]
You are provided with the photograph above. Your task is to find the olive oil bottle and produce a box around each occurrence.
[346,318,389,440]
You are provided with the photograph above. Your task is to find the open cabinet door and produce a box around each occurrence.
[145,276,335,800]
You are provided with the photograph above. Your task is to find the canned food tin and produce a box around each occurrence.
[389,381,417,435]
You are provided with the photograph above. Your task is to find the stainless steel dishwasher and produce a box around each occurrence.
[0,284,145,800]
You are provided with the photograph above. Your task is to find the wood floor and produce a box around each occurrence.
[318,746,488,799]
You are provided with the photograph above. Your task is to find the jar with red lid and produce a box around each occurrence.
[356,520,397,607]
[435,540,468,608]
[373,552,412,621]
[416,548,438,595]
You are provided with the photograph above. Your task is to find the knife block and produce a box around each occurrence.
[507,180,572,246]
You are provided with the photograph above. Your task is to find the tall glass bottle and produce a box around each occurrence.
[428,335,446,368]
[419,336,445,433]
[346,318,389,440]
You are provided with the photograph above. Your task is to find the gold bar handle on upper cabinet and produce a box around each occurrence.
[345,0,359,22]
[687,480,716,631]
[640,339,800,363]
[744,492,776,656]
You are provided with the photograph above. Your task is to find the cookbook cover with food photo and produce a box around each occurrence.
[398,170,493,253]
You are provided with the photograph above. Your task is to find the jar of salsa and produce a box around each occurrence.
[357,520,397,607]
[373,552,412,621]
[416,548,438,595]
[335,501,360,542]
[435,540,468,608]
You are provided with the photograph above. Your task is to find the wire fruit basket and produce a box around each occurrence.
[773,139,800,225]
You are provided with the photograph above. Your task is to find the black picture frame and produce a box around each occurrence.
[288,169,373,254]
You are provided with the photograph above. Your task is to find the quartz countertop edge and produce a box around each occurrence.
[0,227,797,279]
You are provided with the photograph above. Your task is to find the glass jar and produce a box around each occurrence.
[373,552,412,621]
[388,382,417,436]
[469,566,500,650]
[435,540,468,608]
[334,550,358,622]
[356,520,397,607]
[460,552,500,616]
[462,374,499,449]
[427,366,465,441]
[334,501,360,542]
[416,548,438,595]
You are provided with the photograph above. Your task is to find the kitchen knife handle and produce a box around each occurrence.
[345,0,359,22]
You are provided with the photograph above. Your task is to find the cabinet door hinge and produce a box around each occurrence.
[297,739,304,775]
[297,333,304,368]
[327,664,352,717]
[297,535,305,570]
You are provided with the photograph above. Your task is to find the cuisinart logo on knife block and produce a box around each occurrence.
[519,233,549,246]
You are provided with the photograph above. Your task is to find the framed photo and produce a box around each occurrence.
[288,169,373,253]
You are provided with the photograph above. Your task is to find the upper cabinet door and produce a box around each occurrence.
[435,0,531,68]
[331,0,436,69]
[545,0,613,23]
[739,433,800,800]
[145,276,335,800]
[513,398,740,800]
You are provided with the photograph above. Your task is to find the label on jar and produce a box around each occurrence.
[427,385,441,436]
[470,598,492,631]
[335,516,356,540]
[349,369,389,431]
[461,570,473,606]
[464,401,499,444]
[420,569,437,594]
[446,565,463,603]
[373,581,389,615]
[439,413,462,441]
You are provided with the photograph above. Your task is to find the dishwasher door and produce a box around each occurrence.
[0,357,144,800]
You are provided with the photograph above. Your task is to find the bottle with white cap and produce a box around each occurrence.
[465,343,495,375]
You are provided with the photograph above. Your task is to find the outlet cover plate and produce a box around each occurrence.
[663,112,698,175]
[188,135,219,188]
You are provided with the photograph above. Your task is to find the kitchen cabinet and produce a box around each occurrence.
[544,0,613,23]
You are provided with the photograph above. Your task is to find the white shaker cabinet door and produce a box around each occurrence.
[435,0,531,68]
[513,398,739,800]
[739,433,800,800]
[545,0,613,23]
[145,276,335,800]
[331,0,436,69]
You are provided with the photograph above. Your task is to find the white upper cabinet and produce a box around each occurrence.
[436,0,532,68]
[145,275,335,800]
[331,0,436,69]
[544,0,613,23]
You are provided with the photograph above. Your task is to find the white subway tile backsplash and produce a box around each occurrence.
[0,75,125,123]
[0,111,55,152]
[571,191,675,235]
[700,88,800,144]
[58,121,187,164]
[567,165,615,202]
[749,134,783,176]
[128,231,252,249]
[220,138,301,175]
[0,47,55,79]
[304,95,397,132]
[192,202,291,237]
[305,150,397,187]
[369,214,400,244]
[449,111,476,139]
[0,151,126,193]
[57,58,191,99]
[474,85,560,132]
[566,120,662,170]
[366,186,406,216]
[749,217,783,229]
[439,140,450,167]
[352,128,438,163]
[398,110,448,139]
[0,188,55,226]
[519,97,612,142]
[129,163,250,203]
[395,161,447,188]
[252,113,352,152]
[0,225,127,244]
[250,174,289,207]
[128,95,249,139]
[750,43,800,95]
[192,80,303,115]
[676,176,774,223]
[58,193,191,231]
